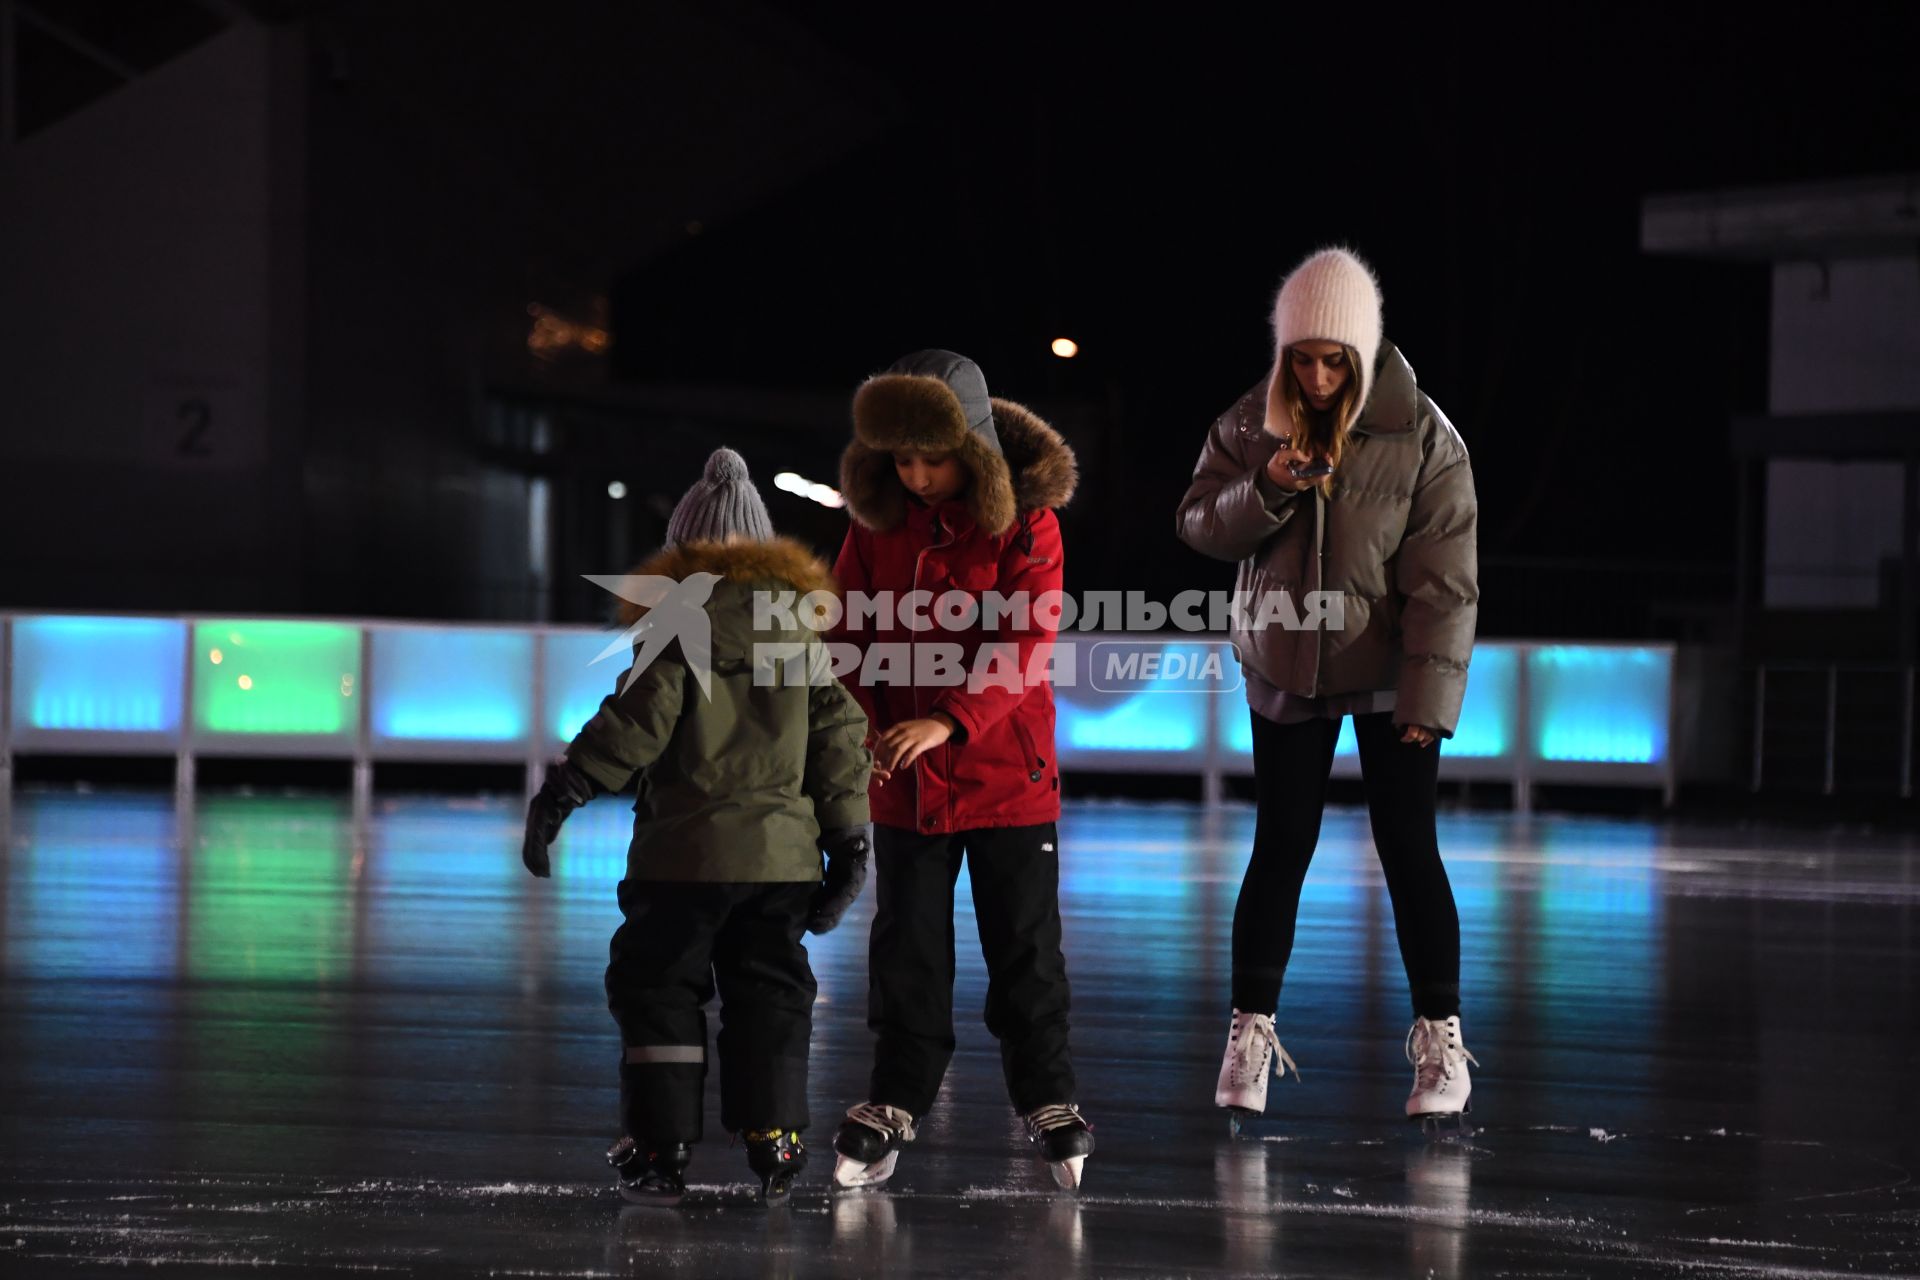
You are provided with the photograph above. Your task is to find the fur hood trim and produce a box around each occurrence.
[616,536,835,625]
[840,392,1077,535]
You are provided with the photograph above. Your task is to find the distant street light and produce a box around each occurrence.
[774,471,846,509]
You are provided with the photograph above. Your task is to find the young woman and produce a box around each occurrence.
[1175,248,1480,1130]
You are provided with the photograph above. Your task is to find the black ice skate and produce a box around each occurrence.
[607,1136,691,1207]
[743,1129,807,1205]
[1023,1103,1094,1190]
[832,1102,916,1189]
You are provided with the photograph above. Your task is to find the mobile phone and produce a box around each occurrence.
[1288,459,1334,479]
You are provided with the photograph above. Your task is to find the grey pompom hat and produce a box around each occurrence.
[664,447,775,547]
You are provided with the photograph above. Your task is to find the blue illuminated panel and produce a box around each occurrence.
[1058,692,1206,753]
[544,629,632,745]
[371,629,534,743]
[1224,706,1358,757]
[1223,711,1352,756]
[1225,705,1253,756]
[1451,645,1518,758]
[1221,643,1520,760]
[11,616,186,735]
[1056,640,1227,756]
[1530,646,1669,764]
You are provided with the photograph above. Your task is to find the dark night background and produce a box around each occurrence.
[3,1,1917,640]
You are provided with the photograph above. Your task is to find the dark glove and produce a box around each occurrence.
[521,759,600,878]
[807,824,872,935]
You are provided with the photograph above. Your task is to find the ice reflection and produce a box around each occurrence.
[1214,1140,1279,1274]
[1406,1142,1474,1279]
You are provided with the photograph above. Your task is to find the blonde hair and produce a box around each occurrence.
[1276,344,1363,492]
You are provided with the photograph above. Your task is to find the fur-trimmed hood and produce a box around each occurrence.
[615,536,835,626]
[839,353,1078,535]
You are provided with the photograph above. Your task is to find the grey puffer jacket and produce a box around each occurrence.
[1174,342,1478,736]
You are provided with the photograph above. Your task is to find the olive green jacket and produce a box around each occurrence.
[566,537,871,880]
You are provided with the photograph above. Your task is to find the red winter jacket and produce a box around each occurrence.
[834,501,1065,834]
[833,353,1079,836]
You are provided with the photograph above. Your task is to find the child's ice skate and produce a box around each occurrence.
[1023,1103,1094,1190]
[1405,1015,1479,1136]
[743,1129,807,1205]
[831,1102,916,1189]
[607,1136,691,1207]
[1214,1010,1300,1137]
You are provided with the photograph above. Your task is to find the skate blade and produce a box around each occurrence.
[617,1185,684,1208]
[760,1177,797,1207]
[832,1149,898,1189]
[1047,1155,1086,1191]
[1409,1109,1474,1139]
[1221,1105,1260,1140]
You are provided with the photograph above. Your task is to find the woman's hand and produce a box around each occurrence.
[1400,724,1438,748]
[875,716,955,772]
[1264,439,1320,493]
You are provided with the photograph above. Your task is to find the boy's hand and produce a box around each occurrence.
[808,825,872,935]
[875,715,954,772]
[521,759,600,877]
[1399,724,1438,748]
[863,735,893,786]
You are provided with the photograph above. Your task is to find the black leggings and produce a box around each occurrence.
[1232,710,1461,1020]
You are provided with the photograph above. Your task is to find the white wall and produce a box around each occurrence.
[0,22,302,609]
[1771,257,1920,414]
[1763,459,1904,608]
[1764,253,1920,608]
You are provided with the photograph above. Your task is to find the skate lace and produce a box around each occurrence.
[1231,1012,1301,1085]
[844,1101,916,1144]
[1406,1019,1480,1091]
[1024,1103,1088,1137]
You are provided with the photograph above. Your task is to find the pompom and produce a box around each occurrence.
[705,447,749,483]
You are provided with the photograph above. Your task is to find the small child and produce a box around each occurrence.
[825,350,1092,1190]
[520,448,873,1206]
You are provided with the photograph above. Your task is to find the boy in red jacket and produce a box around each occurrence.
[825,349,1092,1190]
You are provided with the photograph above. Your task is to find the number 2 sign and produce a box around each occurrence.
[145,377,261,470]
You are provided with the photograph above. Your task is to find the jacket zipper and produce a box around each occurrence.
[910,511,957,832]
[1310,487,1326,697]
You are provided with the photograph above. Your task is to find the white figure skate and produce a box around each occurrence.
[1214,1010,1300,1138]
[1405,1015,1479,1136]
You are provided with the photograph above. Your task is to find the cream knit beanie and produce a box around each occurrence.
[1263,247,1384,437]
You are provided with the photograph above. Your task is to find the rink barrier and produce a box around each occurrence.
[1747,662,1918,799]
[0,614,1677,813]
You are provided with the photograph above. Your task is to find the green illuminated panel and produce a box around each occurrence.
[191,621,361,737]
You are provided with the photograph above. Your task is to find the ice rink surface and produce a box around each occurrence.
[1,790,1916,1277]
